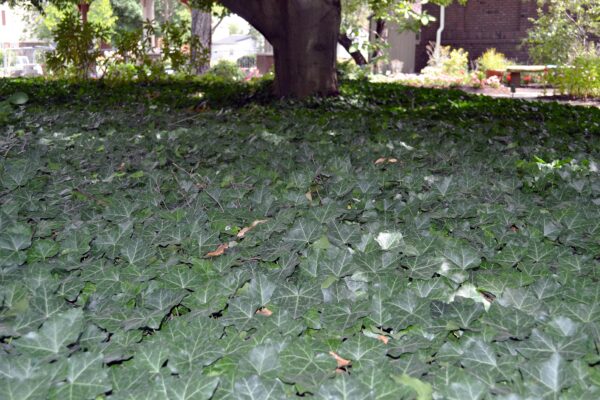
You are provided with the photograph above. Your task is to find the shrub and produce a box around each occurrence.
[337,60,369,81]
[45,11,110,79]
[444,48,469,76]
[111,22,164,81]
[104,62,137,82]
[237,55,256,69]
[207,60,245,81]
[476,48,510,72]
[550,52,600,98]
[422,42,469,77]
[524,0,599,64]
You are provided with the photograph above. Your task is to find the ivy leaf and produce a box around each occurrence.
[233,375,286,399]
[338,334,387,370]
[431,298,484,331]
[183,229,221,258]
[320,246,356,278]
[0,159,37,190]
[154,371,219,400]
[279,337,336,391]
[103,199,139,223]
[357,367,417,400]
[26,239,60,263]
[440,244,481,274]
[58,230,91,257]
[0,223,32,267]
[273,281,322,319]
[284,219,322,245]
[50,352,111,400]
[120,238,155,266]
[513,328,589,361]
[520,354,573,398]
[327,221,361,247]
[240,342,280,377]
[384,289,431,332]
[249,271,277,307]
[130,340,170,374]
[317,373,375,400]
[0,357,55,400]
[321,301,369,332]
[163,317,223,373]
[93,223,132,259]
[14,308,83,357]
[480,303,535,340]
[0,375,52,400]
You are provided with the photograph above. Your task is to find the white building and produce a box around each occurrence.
[0,4,27,48]
[211,34,257,64]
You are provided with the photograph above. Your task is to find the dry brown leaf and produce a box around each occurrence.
[237,219,268,238]
[305,191,313,202]
[377,335,389,345]
[388,158,398,163]
[255,308,273,316]
[329,351,351,368]
[205,243,228,257]
[375,157,387,165]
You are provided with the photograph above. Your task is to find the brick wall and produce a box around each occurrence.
[415,0,538,71]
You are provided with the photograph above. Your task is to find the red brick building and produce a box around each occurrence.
[415,0,538,71]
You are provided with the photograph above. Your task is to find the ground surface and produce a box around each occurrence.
[461,86,600,108]
[1,79,600,399]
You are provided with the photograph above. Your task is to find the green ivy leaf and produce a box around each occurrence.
[50,352,111,400]
[14,308,83,357]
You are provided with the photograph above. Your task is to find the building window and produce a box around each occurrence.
[1,11,6,26]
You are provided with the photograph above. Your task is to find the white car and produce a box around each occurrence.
[9,56,43,77]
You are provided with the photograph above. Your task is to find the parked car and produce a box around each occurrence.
[9,56,43,77]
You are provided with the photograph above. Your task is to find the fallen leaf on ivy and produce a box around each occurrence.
[329,351,351,368]
[256,308,273,316]
[377,335,389,344]
[375,157,398,165]
[237,220,269,238]
[205,243,228,257]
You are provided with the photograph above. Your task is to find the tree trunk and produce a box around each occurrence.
[141,0,156,47]
[77,3,90,25]
[191,10,211,74]
[338,32,367,66]
[370,17,387,74]
[219,0,341,98]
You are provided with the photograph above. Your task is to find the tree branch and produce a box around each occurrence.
[218,0,279,39]
[338,32,367,65]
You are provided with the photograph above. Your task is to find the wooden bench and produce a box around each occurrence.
[506,65,557,89]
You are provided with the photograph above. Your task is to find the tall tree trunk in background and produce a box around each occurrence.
[141,0,156,47]
[77,3,90,25]
[370,17,387,73]
[191,10,211,74]
[220,0,341,98]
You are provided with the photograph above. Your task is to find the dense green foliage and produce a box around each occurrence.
[475,49,510,73]
[1,79,600,399]
[525,0,599,64]
[551,54,600,99]
[45,11,111,79]
[208,60,246,81]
